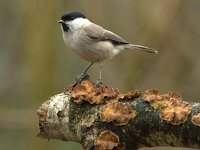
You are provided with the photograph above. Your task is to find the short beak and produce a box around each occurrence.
[58,20,65,24]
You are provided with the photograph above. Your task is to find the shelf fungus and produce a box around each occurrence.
[64,80,119,104]
[143,89,162,105]
[143,90,192,125]
[94,130,119,150]
[119,90,141,100]
[100,102,137,125]
[64,80,140,105]
[192,113,200,126]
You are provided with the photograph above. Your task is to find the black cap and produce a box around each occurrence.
[60,11,86,22]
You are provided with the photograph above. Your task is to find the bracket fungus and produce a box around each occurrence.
[100,102,137,126]
[119,90,141,100]
[159,97,191,125]
[143,90,191,125]
[64,80,140,105]
[94,130,119,150]
[64,80,119,104]
[192,113,200,126]
[143,89,162,104]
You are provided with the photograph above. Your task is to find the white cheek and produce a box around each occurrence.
[67,18,91,30]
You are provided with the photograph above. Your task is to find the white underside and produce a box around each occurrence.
[63,30,121,63]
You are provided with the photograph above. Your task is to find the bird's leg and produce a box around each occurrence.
[76,62,93,85]
[95,62,103,86]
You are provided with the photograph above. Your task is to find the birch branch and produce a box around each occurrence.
[37,80,200,150]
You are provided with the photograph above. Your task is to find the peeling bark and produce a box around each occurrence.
[37,82,200,150]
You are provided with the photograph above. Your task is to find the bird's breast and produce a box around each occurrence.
[63,31,117,63]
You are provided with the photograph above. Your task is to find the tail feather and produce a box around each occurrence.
[125,44,158,54]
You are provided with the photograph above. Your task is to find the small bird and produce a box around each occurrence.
[58,11,158,85]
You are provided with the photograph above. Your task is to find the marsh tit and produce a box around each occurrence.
[58,11,158,85]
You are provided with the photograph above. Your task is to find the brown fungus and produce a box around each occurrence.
[94,130,119,150]
[119,90,141,100]
[65,80,140,104]
[159,98,191,125]
[65,80,119,104]
[192,113,200,127]
[100,102,137,126]
[144,90,191,125]
[143,89,165,109]
[143,89,162,102]
[160,91,191,125]
[166,91,182,100]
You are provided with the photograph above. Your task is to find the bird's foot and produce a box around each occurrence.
[73,72,89,87]
[95,79,102,87]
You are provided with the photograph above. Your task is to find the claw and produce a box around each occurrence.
[78,72,89,83]
[95,79,102,87]
[73,73,89,87]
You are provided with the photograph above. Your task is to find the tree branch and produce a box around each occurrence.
[37,80,200,150]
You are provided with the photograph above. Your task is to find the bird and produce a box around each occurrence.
[58,11,158,86]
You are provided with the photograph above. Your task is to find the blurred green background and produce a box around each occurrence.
[0,0,200,149]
